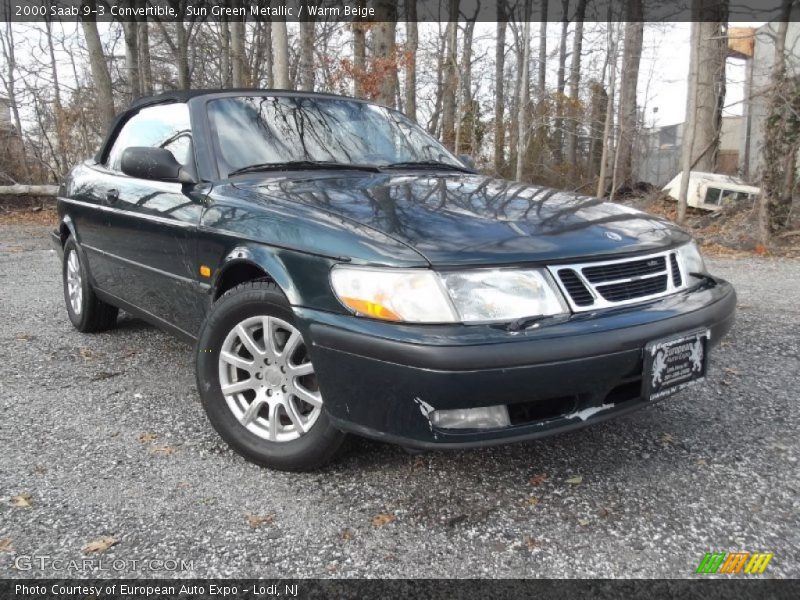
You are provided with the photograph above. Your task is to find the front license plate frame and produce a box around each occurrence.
[643,329,710,401]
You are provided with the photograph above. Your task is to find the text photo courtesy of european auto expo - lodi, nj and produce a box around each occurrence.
[0,0,798,598]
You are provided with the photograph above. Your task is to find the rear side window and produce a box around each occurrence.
[106,103,192,171]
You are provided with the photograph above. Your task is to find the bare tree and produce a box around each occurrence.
[597,23,620,198]
[231,1,247,87]
[677,1,728,222]
[441,0,460,149]
[299,18,315,91]
[272,21,290,89]
[614,1,644,191]
[553,0,569,165]
[137,2,153,95]
[121,19,141,100]
[758,0,797,241]
[494,2,506,173]
[516,15,531,181]
[80,3,115,129]
[567,0,587,167]
[371,1,398,107]
[405,0,418,121]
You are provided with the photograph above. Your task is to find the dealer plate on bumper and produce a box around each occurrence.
[643,330,709,401]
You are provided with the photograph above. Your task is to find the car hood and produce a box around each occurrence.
[232,172,691,266]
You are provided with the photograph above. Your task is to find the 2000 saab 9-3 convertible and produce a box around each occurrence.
[53,90,736,471]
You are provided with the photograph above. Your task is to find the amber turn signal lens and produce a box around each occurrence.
[199,265,212,278]
[339,297,401,321]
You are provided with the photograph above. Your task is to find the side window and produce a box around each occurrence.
[106,103,193,172]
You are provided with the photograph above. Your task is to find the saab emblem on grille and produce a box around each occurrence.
[647,259,659,267]
[605,231,622,241]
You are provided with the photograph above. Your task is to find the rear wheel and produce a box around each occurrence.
[195,281,345,471]
[62,237,118,332]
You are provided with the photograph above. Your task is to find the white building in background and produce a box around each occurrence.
[635,16,800,187]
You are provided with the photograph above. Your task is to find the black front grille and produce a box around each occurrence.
[670,253,682,287]
[582,256,666,283]
[557,269,594,306]
[596,275,668,302]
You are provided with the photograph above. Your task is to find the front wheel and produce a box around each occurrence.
[195,281,345,471]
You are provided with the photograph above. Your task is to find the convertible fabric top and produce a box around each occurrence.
[93,88,366,164]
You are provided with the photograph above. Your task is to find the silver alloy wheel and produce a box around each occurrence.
[218,316,322,442]
[66,249,83,315]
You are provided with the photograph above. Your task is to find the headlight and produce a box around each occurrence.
[330,265,567,323]
[330,266,458,322]
[439,269,566,322]
[677,241,707,277]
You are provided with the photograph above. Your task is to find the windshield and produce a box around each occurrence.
[207,95,464,174]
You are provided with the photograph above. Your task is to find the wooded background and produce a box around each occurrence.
[0,0,797,243]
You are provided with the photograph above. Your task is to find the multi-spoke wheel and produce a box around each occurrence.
[219,316,322,442]
[61,237,118,332]
[196,280,345,471]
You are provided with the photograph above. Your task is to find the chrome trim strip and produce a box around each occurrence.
[548,250,687,313]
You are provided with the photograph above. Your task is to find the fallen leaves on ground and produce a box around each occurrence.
[82,536,118,554]
[371,512,396,528]
[246,513,274,528]
[78,348,94,360]
[149,445,176,456]
[598,507,611,518]
[565,475,583,485]
[14,334,32,341]
[0,538,13,552]
[578,518,591,526]
[11,494,32,508]
[724,367,740,376]
[137,432,157,444]
[528,473,547,486]
[523,535,538,550]
[340,528,353,541]
[526,496,541,507]
[660,432,674,444]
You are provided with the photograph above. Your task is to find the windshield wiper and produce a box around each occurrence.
[228,160,380,176]
[381,160,474,173]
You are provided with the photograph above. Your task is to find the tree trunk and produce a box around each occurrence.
[121,18,141,101]
[758,1,796,241]
[405,0,418,121]
[220,19,231,87]
[44,19,67,174]
[272,21,290,89]
[553,0,569,165]
[597,24,619,198]
[614,3,644,191]
[352,10,366,97]
[371,1,398,107]
[494,7,506,173]
[299,18,315,91]
[137,6,152,95]
[587,81,608,178]
[176,21,190,89]
[441,0,459,150]
[231,2,247,87]
[80,5,115,129]
[516,17,531,181]
[455,16,476,155]
[0,184,58,196]
[677,4,727,222]
[567,0,586,167]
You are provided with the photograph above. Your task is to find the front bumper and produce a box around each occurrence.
[297,277,736,449]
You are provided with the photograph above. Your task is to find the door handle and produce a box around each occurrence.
[105,189,119,203]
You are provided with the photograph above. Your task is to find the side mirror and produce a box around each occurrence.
[458,154,476,170]
[120,147,196,184]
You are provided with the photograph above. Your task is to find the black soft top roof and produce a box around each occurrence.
[95,88,369,163]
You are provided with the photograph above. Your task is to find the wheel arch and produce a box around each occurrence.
[59,215,77,246]
[212,245,299,305]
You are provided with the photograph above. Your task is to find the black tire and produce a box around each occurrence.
[195,280,346,471]
[62,237,118,333]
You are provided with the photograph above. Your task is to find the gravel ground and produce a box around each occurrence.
[1,222,798,579]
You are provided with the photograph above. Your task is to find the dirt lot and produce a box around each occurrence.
[1,222,798,578]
